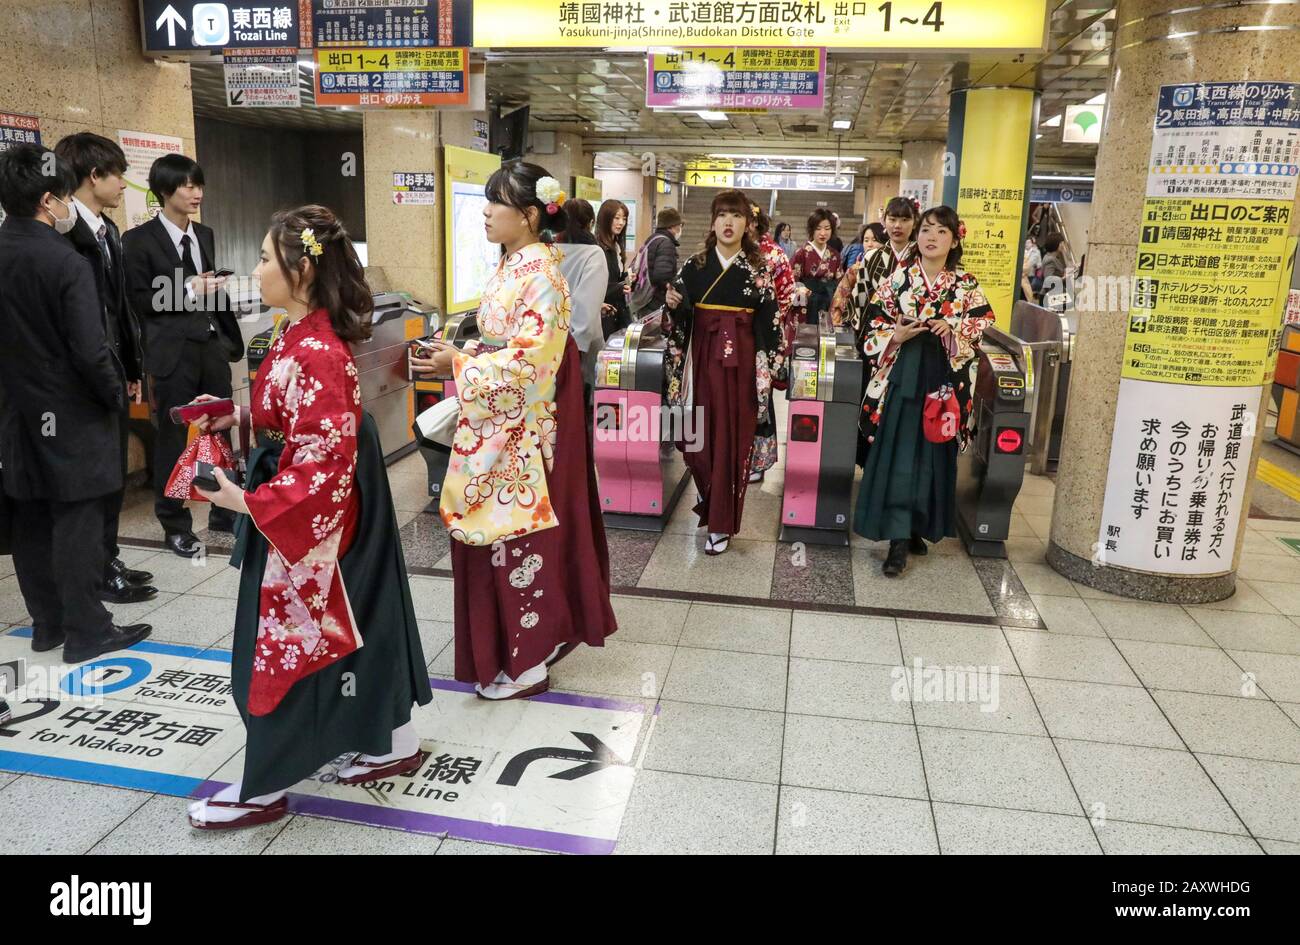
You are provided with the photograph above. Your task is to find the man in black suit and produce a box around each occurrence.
[0,144,151,662]
[122,154,244,557]
[53,132,157,603]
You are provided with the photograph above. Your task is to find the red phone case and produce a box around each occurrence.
[170,399,235,425]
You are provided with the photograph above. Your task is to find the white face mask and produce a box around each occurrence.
[47,195,77,235]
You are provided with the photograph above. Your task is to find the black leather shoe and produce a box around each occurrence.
[882,539,909,577]
[99,573,159,604]
[32,626,65,653]
[206,514,237,535]
[64,623,152,664]
[909,534,928,556]
[107,557,154,586]
[165,531,203,557]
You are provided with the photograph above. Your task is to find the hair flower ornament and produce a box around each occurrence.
[301,227,325,258]
[536,175,566,215]
[957,221,967,240]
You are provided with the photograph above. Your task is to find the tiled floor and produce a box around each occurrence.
[4,436,1300,854]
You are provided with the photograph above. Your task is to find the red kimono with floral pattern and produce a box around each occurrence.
[243,308,363,716]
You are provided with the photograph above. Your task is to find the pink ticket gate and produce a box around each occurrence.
[592,315,690,531]
[780,325,863,546]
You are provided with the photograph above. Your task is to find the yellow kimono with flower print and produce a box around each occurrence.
[440,242,571,546]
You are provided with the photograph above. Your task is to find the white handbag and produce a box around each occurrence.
[414,395,460,448]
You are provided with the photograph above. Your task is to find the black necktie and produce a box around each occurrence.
[95,224,112,276]
[178,233,199,280]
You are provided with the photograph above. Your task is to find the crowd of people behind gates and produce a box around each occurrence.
[0,136,994,830]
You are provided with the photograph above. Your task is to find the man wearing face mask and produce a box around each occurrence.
[0,143,152,663]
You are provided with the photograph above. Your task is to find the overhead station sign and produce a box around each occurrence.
[222,47,301,107]
[686,163,855,192]
[309,0,473,48]
[145,1,1048,56]
[314,47,470,107]
[140,1,306,54]
[141,1,472,55]
[647,47,825,112]
[473,0,1049,51]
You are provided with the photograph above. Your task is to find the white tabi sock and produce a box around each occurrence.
[475,654,551,700]
[187,782,285,824]
[347,720,420,770]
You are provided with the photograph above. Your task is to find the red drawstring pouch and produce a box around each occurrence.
[164,433,237,501]
[923,383,961,443]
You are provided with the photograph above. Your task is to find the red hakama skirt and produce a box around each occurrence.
[681,304,758,536]
[451,336,618,686]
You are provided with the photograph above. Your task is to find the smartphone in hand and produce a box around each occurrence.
[169,398,235,425]
[193,461,236,492]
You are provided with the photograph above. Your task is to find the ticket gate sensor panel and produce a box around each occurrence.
[956,328,1031,558]
[246,294,434,466]
[413,313,478,504]
[780,325,864,546]
[592,313,691,531]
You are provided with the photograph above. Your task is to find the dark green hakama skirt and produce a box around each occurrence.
[852,337,958,544]
[229,412,433,800]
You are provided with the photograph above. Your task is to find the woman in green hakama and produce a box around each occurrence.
[852,206,994,577]
[188,206,432,829]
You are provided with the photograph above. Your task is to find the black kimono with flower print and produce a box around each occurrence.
[663,250,785,433]
[857,261,994,458]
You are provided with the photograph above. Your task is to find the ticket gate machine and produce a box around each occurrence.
[245,292,435,464]
[955,325,1032,557]
[412,313,479,503]
[591,311,691,530]
[779,324,864,545]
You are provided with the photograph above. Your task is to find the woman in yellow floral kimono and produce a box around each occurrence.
[418,162,617,700]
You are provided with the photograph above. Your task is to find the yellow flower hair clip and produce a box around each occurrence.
[301,227,324,259]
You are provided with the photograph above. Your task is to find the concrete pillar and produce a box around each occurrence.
[362,107,488,311]
[863,173,901,223]
[1047,0,1300,601]
[900,139,947,210]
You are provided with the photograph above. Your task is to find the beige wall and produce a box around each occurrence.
[1,0,196,474]
[362,108,490,313]
[525,131,592,196]
[900,140,947,209]
[863,174,901,224]
[0,0,195,232]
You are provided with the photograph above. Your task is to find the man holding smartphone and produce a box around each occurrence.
[123,154,245,557]
[53,132,156,604]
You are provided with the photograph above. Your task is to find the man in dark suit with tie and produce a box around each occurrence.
[122,154,244,557]
[0,143,152,662]
[53,132,158,603]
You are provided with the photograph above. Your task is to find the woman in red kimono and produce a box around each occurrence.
[664,190,784,555]
[188,205,432,828]
[747,200,795,482]
[413,162,617,700]
[790,208,844,325]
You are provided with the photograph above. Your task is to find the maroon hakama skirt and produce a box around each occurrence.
[451,336,618,686]
[681,304,758,536]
